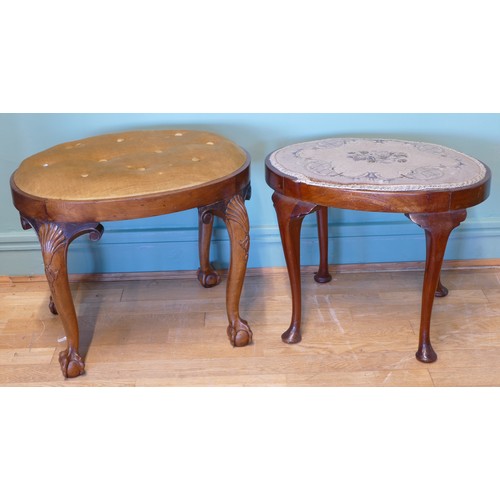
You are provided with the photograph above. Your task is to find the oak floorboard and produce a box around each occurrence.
[285,369,434,387]
[1,266,499,386]
[135,374,288,387]
[428,366,500,386]
[0,347,55,365]
[380,289,489,305]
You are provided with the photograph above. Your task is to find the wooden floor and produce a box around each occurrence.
[1,265,500,386]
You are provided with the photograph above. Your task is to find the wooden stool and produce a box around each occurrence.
[266,137,491,362]
[10,130,253,378]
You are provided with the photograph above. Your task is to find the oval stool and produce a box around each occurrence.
[266,137,491,363]
[11,129,253,378]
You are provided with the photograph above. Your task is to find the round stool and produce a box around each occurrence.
[11,129,253,378]
[265,137,491,363]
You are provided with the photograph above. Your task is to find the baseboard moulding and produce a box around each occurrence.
[2,258,500,285]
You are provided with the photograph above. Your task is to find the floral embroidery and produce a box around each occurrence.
[347,151,408,163]
[270,138,488,192]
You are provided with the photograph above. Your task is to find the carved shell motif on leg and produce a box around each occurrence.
[224,194,250,258]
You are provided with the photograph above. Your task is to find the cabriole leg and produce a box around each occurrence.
[197,209,221,288]
[272,192,319,344]
[408,210,467,362]
[315,206,332,283]
[200,186,253,347]
[21,217,103,378]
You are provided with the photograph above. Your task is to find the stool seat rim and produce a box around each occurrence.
[266,152,490,215]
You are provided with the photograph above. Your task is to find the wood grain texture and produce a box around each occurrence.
[1,265,499,386]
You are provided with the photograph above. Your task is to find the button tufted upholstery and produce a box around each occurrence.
[13,130,248,201]
[10,128,253,378]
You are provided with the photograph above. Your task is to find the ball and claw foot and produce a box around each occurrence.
[416,343,437,363]
[48,295,58,315]
[197,266,221,288]
[281,326,302,344]
[59,348,85,378]
[227,319,253,347]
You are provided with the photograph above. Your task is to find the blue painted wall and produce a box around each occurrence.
[1,113,499,276]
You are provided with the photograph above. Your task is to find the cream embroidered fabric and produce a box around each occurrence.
[268,138,488,191]
[14,130,247,201]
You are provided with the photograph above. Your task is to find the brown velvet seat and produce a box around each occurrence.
[14,130,248,201]
[11,129,253,378]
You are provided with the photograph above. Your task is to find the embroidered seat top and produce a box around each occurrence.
[267,138,487,192]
